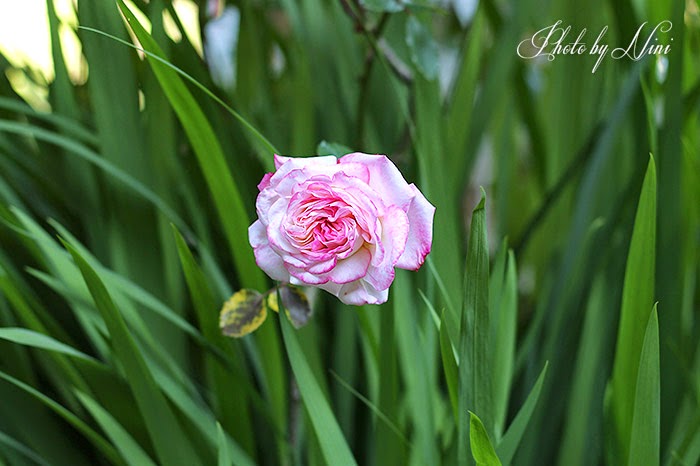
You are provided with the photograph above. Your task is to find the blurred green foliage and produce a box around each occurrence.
[0,0,698,465]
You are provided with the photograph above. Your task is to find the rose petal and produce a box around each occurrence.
[257,172,273,191]
[395,184,435,270]
[252,153,433,305]
[328,247,372,284]
[318,281,342,296]
[249,222,290,281]
[267,156,338,197]
[256,186,282,222]
[382,205,409,265]
[307,257,337,274]
[309,162,370,184]
[360,206,407,290]
[253,244,290,281]
[249,220,268,248]
[266,198,298,254]
[287,265,330,285]
[339,153,414,210]
[274,154,338,170]
[363,264,395,292]
[336,279,389,305]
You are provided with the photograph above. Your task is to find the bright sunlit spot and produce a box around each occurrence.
[0,0,82,110]
[0,0,53,79]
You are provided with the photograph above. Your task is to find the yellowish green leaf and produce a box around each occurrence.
[220,290,267,338]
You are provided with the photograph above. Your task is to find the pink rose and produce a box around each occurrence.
[248,153,435,305]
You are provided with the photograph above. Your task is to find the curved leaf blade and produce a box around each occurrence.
[627,305,660,466]
[470,412,503,466]
[279,305,357,466]
[62,240,202,466]
[496,362,549,465]
[609,156,657,464]
[116,0,265,291]
[75,390,158,466]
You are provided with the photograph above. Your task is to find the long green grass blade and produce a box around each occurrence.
[492,250,517,439]
[496,362,549,466]
[0,430,51,466]
[217,423,232,466]
[171,225,257,458]
[627,305,660,466]
[377,291,403,466]
[557,273,616,466]
[62,240,202,466]
[330,370,410,447]
[116,0,265,291]
[395,270,438,465]
[458,189,493,464]
[76,24,280,165]
[0,97,97,145]
[609,156,657,464]
[0,121,191,236]
[440,309,459,423]
[279,307,357,466]
[74,390,157,466]
[0,369,123,466]
[0,328,95,362]
[470,412,502,466]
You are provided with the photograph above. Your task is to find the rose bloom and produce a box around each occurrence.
[249,153,435,305]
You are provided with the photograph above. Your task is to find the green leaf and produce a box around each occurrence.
[394,270,438,465]
[147,363,255,466]
[78,24,279,169]
[316,141,352,157]
[415,76,462,336]
[62,240,202,466]
[330,370,410,447]
[74,391,157,466]
[0,327,95,362]
[440,309,459,423]
[219,289,267,338]
[0,97,97,145]
[360,0,404,13]
[375,292,403,466]
[470,412,503,466]
[557,274,613,466]
[496,362,549,466]
[0,369,123,466]
[492,249,517,439]
[217,423,232,466]
[0,121,190,236]
[627,305,660,466]
[279,301,358,466]
[609,156,657,464]
[116,0,265,291]
[172,227,284,461]
[458,189,492,464]
[406,16,439,80]
[171,226,220,333]
[0,430,51,466]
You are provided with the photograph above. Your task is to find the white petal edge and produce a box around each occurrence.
[395,184,435,270]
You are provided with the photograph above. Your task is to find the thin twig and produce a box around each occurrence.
[338,0,363,26]
[376,39,413,85]
[339,1,413,87]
